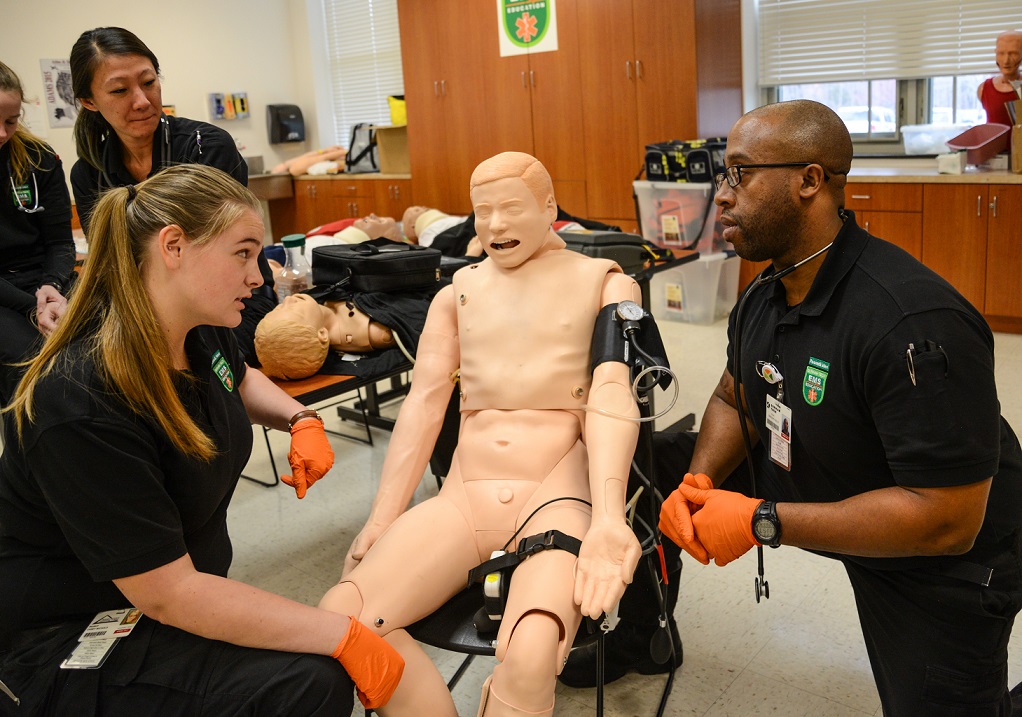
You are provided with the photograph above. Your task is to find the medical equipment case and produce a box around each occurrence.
[312,239,441,293]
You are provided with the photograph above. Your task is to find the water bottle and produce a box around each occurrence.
[276,234,312,300]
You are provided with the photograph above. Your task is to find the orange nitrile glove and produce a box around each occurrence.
[331,617,405,709]
[282,419,334,499]
[675,483,763,567]
[658,473,714,565]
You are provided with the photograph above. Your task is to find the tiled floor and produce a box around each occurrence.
[228,317,1022,717]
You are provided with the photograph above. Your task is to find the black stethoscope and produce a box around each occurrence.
[731,231,837,603]
[98,115,179,189]
[8,161,44,213]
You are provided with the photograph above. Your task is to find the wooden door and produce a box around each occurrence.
[985,185,1022,318]
[921,184,988,313]
[632,0,698,154]
[577,0,639,219]
[528,0,585,184]
[398,0,453,211]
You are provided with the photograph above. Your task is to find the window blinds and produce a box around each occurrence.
[758,0,1022,85]
[320,0,404,144]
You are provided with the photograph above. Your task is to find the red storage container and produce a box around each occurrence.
[946,123,1011,165]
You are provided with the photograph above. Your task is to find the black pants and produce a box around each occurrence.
[0,619,354,716]
[0,305,40,406]
[844,535,1022,717]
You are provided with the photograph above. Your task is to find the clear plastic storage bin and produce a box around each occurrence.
[649,253,740,325]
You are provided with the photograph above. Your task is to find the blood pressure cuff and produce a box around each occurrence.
[590,303,672,390]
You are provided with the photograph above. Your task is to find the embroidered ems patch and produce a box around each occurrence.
[211,350,235,392]
[803,356,829,406]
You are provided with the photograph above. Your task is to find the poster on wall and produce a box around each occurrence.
[497,0,558,57]
[39,59,78,128]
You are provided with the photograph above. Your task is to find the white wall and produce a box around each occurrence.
[0,0,320,183]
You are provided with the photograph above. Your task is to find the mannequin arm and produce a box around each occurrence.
[574,272,643,618]
[344,286,460,573]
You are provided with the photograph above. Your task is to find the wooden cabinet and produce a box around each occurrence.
[922,184,990,313]
[293,179,346,234]
[373,179,413,221]
[983,185,1022,321]
[846,182,922,259]
[577,0,698,224]
[397,0,730,225]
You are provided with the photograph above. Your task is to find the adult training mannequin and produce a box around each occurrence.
[977,30,1022,126]
[318,151,643,716]
[254,294,395,379]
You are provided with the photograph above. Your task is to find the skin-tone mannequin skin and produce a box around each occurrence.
[353,213,402,242]
[977,31,1022,113]
[270,146,347,176]
[401,204,484,255]
[254,293,395,380]
[318,152,643,716]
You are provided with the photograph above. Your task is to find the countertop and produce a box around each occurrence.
[848,164,1022,184]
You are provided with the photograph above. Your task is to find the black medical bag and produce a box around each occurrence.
[345,122,379,173]
[311,238,441,294]
[559,230,655,276]
[645,137,727,183]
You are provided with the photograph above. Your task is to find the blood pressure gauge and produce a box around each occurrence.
[616,300,645,322]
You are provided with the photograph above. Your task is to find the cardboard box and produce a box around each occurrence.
[371,125,409,174]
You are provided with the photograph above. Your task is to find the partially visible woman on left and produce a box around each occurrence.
[0,164,403,716]
[0,61,75,405]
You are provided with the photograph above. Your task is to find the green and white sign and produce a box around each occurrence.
[498,0,558,57]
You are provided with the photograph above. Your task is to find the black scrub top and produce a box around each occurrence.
[0,325,252,633]
[728,213,1022,567]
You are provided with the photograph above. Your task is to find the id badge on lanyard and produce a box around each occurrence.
[757,361,791,470]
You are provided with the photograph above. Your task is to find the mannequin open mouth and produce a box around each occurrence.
[492,239,520,250]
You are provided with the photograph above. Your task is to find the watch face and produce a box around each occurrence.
[754,518,777,542]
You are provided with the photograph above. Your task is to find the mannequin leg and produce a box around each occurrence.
[377,629,458,717]
[478,611,560,717]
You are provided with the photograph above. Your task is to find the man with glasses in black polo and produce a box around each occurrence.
[561,99,1022,717]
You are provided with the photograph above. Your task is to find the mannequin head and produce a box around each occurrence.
[401,205,430,241]
[470,152,558,269]
[995,31,1022,82]
[353,214,402,242]
[254,293,396,379]
[254,294,330,379]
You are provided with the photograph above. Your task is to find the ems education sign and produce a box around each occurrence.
[497,0,559,57]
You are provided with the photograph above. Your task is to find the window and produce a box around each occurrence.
[316,0,404,146]
[759,0,1022,142]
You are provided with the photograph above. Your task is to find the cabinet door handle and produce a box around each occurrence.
[977,195,982,217]
[636,60,643,79]
[530,70,535,87]
[990,195,998,218]
[864,221,870,232]
[433,80,439,97]
[625,61,632,80]
[394,185,400,200]
[441,80,446,96]
[521,71,526,88]
[851,194,871,200]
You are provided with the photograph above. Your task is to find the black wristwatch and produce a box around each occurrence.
[41,280,63,293]
[751,501,782,548]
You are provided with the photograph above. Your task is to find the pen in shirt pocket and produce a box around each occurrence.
[905,340,949,386]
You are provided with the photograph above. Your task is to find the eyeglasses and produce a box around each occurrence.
[714,162,828,191]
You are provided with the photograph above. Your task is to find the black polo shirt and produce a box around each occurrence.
[0,325,252,633]
[728,212,1022,566]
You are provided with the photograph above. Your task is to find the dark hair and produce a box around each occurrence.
[70,27,161,170]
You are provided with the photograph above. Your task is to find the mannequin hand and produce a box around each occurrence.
[343,520,389,577]
[658,473,714,564]
[574,520,641,619]
[282,419,334,499]
[675,483,762,567]
[332,617,404,709]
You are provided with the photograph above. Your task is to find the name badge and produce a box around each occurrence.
[60,608,143,670]
[765,394,792,470]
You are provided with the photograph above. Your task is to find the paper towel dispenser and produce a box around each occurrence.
[266,104,305,144]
